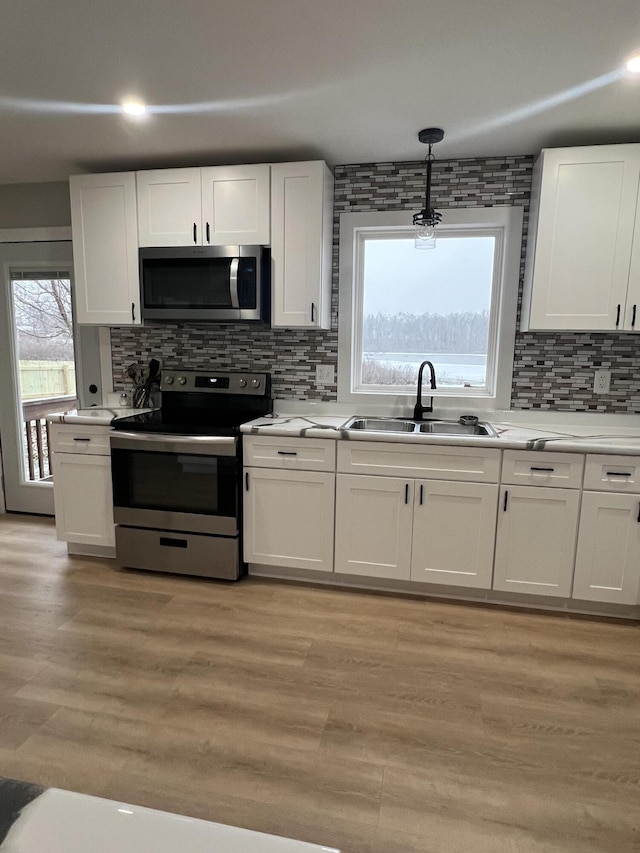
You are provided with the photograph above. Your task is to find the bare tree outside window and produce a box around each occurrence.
[13,277,75,360]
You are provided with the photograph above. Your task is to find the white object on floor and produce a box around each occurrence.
[2,788,340,853]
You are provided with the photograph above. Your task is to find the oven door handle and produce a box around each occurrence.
[110,432,237,456]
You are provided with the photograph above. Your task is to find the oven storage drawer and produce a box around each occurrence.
[243,435,336,471]
[115,526,239,580]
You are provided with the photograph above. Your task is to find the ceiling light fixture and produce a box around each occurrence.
[413,127,444,249]
[626,54,640,74]
[121,100,147,117]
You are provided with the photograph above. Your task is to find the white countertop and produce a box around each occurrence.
[46,407,155,426]
[47,405,640,454]
[241,413,640,455]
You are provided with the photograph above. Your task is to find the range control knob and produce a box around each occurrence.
[251,378,261,388]
[238,378,247,388]
[177,376,187,386]
[164,376,174,385]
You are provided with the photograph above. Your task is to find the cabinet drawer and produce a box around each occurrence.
[337,441,501,483]
[243,435,336,471]
[501,450,583,488]
[583,454,640,493]
[50,424,111,456]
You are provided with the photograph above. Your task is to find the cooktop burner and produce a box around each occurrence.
[111,369,272,436]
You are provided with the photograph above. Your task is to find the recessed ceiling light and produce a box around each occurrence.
[121,100,147,116]
[626,54,640,74]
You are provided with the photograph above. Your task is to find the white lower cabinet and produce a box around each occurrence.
[411,480,499,589]
[334,474,499,587]
[493,485,580,597]
[53,453,115,548]
[243,467,335,572]
[334,474,413,580]
[50,423,115,551]
[243,436,640,614]
[573,491,640,604]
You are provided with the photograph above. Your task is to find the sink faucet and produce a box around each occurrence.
[413,360,437,420]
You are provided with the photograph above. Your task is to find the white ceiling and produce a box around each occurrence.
[2,0,640,184]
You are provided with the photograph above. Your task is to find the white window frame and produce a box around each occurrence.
[337,207,523,414]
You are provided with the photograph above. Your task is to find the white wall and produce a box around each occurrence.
[0,181,70,229]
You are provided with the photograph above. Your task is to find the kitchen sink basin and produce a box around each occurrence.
[342,416,496,437]
[345,418,416,433]
[418,421,496,436]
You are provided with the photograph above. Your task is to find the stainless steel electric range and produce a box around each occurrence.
[110,369,272,580]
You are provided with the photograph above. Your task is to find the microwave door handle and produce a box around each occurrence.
[229,258,240,309]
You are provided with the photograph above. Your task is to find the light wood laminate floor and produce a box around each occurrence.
[1,514,639,852]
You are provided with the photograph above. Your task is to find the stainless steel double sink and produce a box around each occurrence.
[343,416,496,437]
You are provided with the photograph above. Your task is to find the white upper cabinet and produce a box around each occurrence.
[137,165,270,247]
[270,161,333,329]
[201,165,270,245]
[136,168,201,246]
[70,173,140,325]
[523,144,640,332]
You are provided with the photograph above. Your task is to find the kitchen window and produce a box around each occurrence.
[337,207,523,412]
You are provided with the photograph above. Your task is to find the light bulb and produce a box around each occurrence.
[627,55,640,74]
[121,100,147,117]
[415,222,436,249]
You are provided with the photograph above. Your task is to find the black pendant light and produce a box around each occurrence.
[413,127,444,249]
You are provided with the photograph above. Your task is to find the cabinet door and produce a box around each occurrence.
[493,486,580,598]
[411,481,498,589]
[137,168,202,246]
[52,454,115,547]
[270,161,333,329]
[334,474,412,580]
[201,165,270,245]
[625,180,640,330]
[528,146,640,331]
[70,173,140,325]
[243,468,335,572]
[573,491,640,604]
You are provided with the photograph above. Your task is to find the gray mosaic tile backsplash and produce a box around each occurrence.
[110,156,640,412]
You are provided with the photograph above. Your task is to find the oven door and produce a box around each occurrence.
[110,432,239,535]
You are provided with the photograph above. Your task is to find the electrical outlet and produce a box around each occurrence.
[316,365,335,385]
[593,369,611,394]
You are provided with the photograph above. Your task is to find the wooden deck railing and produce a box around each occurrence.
[22,395,76,481]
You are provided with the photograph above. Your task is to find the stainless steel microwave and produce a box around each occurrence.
[139,245,270,323]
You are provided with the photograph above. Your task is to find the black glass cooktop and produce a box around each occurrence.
[111,409,246,436]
